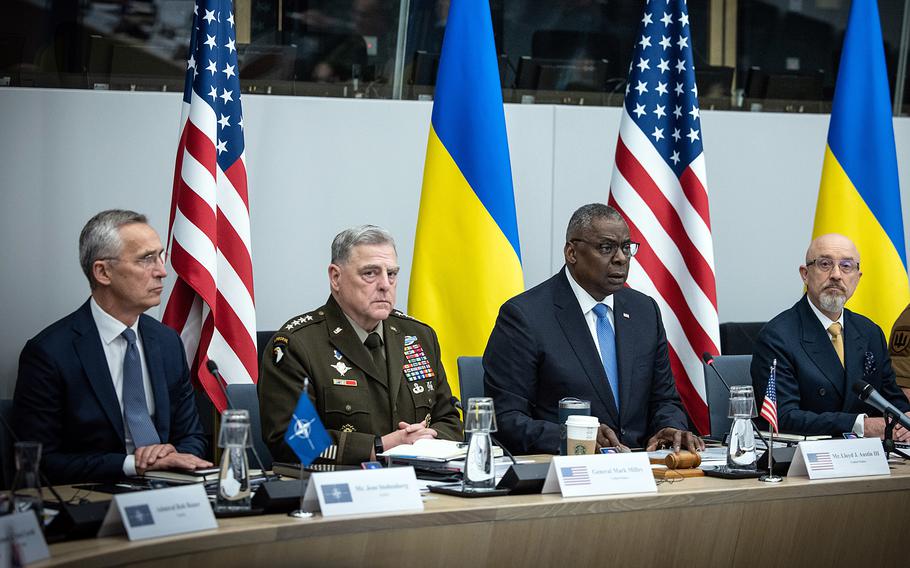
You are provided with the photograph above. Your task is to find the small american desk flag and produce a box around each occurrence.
[608,0,720,436]
[162,0,257,411]
[760,360,779,433]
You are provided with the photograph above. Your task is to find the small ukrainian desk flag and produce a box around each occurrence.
[813,0,909,337]
[409,0,524,400]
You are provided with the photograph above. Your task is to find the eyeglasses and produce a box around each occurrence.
[569,238,640,258]
[806,257,859,274]
[103,250,168,270]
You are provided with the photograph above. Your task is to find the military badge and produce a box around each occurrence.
[427,381,434,391]
[333,327,343,335]
[411,382,425,394]
[272,345,285,365]
[404,335,417,346]
[892,328,910,355]
[333,379,358,387]
[402,339,436,382]
[341,424,356,433]
[331,361,352,376]
[333,349,343,360]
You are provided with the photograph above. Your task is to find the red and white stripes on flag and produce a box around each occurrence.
[162,0,257,411]
[608,0,719,435]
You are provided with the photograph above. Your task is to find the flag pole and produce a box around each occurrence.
[760,359,782,483]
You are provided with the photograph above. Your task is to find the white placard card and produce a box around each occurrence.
[542,453,657,497]
[97,484,217,541]
[303,466,423,517]
[0,511,50,565]
[788,438,890,480]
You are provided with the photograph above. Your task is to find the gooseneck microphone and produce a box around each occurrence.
[450,396,516,464]
[853,380,910,431]
[207,359,274,479]
[702,352,770,448]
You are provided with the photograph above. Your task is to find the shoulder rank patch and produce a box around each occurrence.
[272,344,285,365]
[282,312,320,332]
[390,309,429,327]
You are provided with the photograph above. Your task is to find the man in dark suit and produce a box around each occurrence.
[751,233,910,438]
[484,204,703,454]
[13,210,211,484]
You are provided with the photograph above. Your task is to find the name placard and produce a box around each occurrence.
[303,466,423,517]
[97,484,217,541]
[542,453,657,497]
[0,511,50,565]
[788,438,890,480]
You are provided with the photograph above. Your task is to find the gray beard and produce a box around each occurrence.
[819,290,846,314]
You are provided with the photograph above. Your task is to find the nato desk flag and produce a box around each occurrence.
[813,0,909,337]
[409,0,524,400]
[284,387,332,466]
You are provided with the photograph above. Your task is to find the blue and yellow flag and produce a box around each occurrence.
[409,0,523,400]
[813,0,909,337]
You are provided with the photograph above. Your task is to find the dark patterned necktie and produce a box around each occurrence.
[121,328,160,447]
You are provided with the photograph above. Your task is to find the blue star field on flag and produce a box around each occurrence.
[183,0,245,171]
[623,0,703,176]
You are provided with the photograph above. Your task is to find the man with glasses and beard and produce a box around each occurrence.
[751,233,910,439]
[484,203,703,455]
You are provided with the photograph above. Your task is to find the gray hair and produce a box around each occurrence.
[331,225,396,264]
[566,203,625,241]
[79,209,147,288]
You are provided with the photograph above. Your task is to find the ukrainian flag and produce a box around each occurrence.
[409,0,523,400]
[813,0,909,337]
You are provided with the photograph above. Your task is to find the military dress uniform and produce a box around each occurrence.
[259,295,463,465]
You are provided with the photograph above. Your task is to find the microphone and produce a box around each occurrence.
[450,396,516,464]
[852,380,910,431]
[702,352,770,448]
[206,359,274,480]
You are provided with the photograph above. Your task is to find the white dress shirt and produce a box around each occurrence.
[564,266,616,360]
[90,298,156,475]
[805,297,863,436]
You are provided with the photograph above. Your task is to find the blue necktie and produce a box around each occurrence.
[592,304,620,412]
[121,329,160,448]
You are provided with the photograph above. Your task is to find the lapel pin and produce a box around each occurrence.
[623,312,630,319]
[332,327,342,335]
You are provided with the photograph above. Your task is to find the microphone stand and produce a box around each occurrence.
[882,411,910,460]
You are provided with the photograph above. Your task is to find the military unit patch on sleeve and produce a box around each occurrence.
[272,336,289,365]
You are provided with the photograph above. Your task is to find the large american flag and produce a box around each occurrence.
[760,359,779,433]
[608,0,719,435]
[162,0,257,411]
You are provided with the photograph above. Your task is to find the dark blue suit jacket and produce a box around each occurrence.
[751,295,910,435]
[13,301,207,484]
[483,271,688,453]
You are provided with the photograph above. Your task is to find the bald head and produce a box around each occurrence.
[800,233,862,320]
[805,234,860,265]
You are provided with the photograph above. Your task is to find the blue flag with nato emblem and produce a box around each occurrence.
[284,386,332,466]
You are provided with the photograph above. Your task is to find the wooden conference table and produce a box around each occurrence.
[39,460,910,567]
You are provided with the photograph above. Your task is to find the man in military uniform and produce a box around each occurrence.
[889,304,910,402]
[259,225,462,465]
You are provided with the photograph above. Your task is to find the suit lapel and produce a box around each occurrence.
[798,296,845,399]
[139,316,170,436]
[384,320,404,411]
[612,291,634,423]
[324,297,387,388]
[72,302,125,444]
[842,311,867,411]
[552,273,619,424]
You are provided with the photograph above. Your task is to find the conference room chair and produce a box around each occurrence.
[456,356,485,405]
[719,322,766,355]
[704,354,753,440]
[225,383,274,471]
[0,398,15,489]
